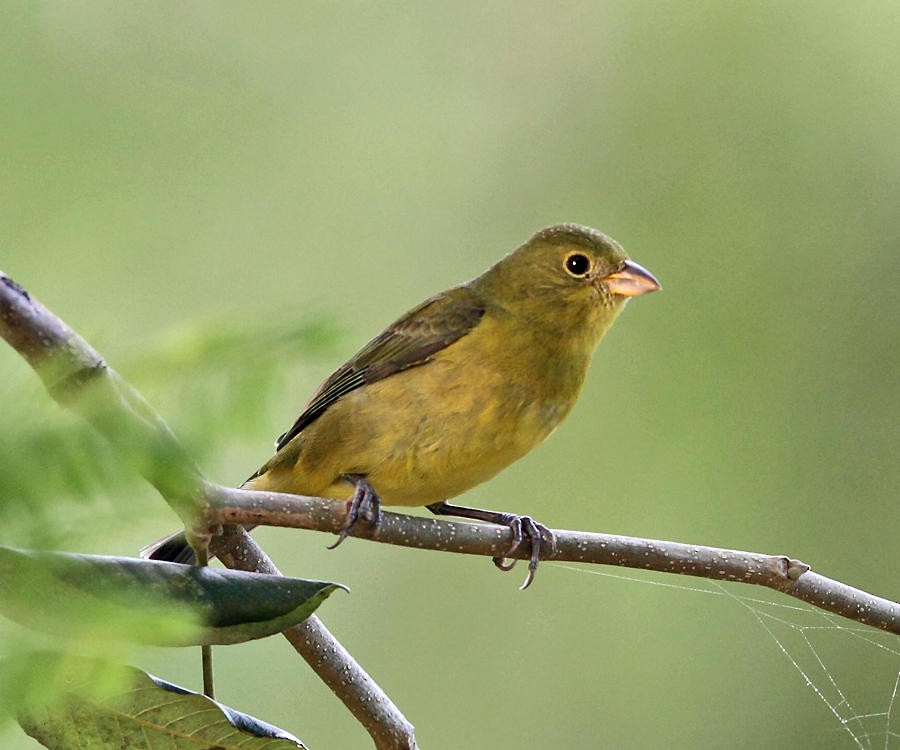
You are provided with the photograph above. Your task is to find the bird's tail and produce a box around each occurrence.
[140,531,197,565]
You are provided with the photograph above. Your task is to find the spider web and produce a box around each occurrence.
[557,564,900,749]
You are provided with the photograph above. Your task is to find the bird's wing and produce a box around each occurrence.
[273,286,485,451]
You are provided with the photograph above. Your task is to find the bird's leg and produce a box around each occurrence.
[328,474,382,549]
[426,501,556,589]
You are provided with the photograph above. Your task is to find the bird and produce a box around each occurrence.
[147,223,660,588]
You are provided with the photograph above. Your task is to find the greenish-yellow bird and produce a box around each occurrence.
[148,223,659,587]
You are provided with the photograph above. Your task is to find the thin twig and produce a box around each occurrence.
[0,271,418,750]
[194,545,216,701]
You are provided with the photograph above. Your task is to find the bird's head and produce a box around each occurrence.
[473,223,660,343]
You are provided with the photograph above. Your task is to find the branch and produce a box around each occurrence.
[201,483,899,634]
[0,272,418,750]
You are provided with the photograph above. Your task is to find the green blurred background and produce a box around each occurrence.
[1,2,898,748]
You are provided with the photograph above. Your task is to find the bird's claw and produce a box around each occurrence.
[491,514,556,589]
[328,475,381,549]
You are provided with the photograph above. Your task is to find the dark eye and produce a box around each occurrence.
[564,253,591,277]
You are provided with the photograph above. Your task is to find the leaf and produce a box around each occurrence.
[17,652,307,749]
[0,547,346,646]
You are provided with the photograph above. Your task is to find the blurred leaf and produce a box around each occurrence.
[120,315,345,466]
[0,548,347,646]
[17,653,306,749]
[0,389,139,540]
[127,314,343,374]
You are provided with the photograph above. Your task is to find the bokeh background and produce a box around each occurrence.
[1,2,898,748]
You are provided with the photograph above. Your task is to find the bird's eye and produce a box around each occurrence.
[564,253,591,278]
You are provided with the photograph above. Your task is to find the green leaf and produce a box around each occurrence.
[17,652,307,749]
[0,547,347,646]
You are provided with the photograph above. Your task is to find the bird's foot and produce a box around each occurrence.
[426,501,556,589]
[491,513,556,590]
[328,475,382,549]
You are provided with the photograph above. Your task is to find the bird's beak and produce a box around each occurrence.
[602,259,661,297]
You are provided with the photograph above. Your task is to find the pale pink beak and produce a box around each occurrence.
[602,259,661,297]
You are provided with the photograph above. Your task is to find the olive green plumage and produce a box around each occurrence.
[245,223,658,504]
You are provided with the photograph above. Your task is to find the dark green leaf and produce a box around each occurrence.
[0,547,346,646]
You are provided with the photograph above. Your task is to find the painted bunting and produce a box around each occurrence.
[148,223,659,587]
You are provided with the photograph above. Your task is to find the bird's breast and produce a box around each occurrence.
[360,329,586,504]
